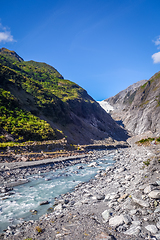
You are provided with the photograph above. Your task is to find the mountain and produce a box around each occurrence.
[106,79,147,110]
[105,74,160,137]
[0,48,128,144]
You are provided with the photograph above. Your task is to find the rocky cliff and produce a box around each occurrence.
[105,74,160,137]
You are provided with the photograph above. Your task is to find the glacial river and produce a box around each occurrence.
[0,151,115,232]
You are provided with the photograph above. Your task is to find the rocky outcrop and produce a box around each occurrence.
[105,74,160,137]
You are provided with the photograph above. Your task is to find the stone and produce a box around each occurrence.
[132,221,141,226]
[30,209,38,215]
[123,215,132,225]
[155,234,160,240]
[109,215,124,227]
[144,185,155,194]
[145,225,158,234]
[96,194,105,200]
[148,190,160,199]
[39,201,49,205]
[124,226,141,235]
[95,232,114,240]
[156,221,160,229]
[132,196,149,207]
[102,210,111,222]
[118,193,128,202]
[54,203,63,211]
[77,166,83,169]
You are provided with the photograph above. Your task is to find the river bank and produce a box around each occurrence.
[0,144,160,239]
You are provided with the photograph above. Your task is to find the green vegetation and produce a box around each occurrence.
[0,48,100,144]
[0,48,93,143]
[137,137,155,144]
[0,88,59,141]
[141,82,148,89]
[143,159,151,166]
[35,226,43,233]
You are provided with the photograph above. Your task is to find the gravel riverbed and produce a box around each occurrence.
[0,144,160,240]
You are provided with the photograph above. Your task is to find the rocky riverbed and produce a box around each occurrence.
[1,144,160,239]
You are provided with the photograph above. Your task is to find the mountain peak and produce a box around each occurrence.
[0,47,24,62]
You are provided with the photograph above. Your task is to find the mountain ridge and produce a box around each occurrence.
[0,48,128,144]
[105,74,160,138]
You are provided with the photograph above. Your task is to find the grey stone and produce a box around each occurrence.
[54,203,63,211]
[154,206,160,213]
[102,210,111,222]
[124,225,141,235]
[148,190,160,199]
[132,196,149,207]
[96,194,105,200]
[145,225,158,234]
[123,215,132,225]
[156,221,160,229]
[39,201,49,205]
[155,234,160,240]
[109,215,124,227]
[144,185,155,194]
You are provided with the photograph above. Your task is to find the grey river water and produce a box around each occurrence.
[0,152,115,232]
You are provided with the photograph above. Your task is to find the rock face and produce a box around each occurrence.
[105,74,160,137]
[0,48,128,144]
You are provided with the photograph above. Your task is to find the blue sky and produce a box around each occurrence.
[1,0,160,100]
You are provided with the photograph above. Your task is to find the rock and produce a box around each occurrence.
[45,178,52,181]
[155,233,160,240]
[102,210,112,222]
[47,207,54,213]
[132,196,150,208]
[64,199,69,204]
[132,221,141,226]
[148,190,160,199]
[30,210,38,215]
[95,232,114,240]
[54,203,63,211]
[77,166,84,169]
[96,194,105,200]
[21,156,28,162]
[40,201,49,205]
[154,206,160,213]
[145,225,158,234]
[124,225,141,235]
[123,215,132,225]
[144,185,155,194]
[118,193,128,202]
[157,222,160,229]
[109,215,124,227]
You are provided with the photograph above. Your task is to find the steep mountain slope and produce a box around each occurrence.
[106,79,147,110]
[105,74,160,136]
[0,48,128,144]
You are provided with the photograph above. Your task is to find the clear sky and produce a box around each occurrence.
[1,0,160,100]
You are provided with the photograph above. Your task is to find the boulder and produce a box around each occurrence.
[124,226,141,235]
[148,190,160,199]
[145,225,158,234]
[102,210,112,222]
[132,196,149,208]
[40,201,49,205]
[109,215,124,227]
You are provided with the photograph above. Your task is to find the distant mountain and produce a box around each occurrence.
[0,48,128,144]
[105,75,160,137]
[106,79,147,110]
